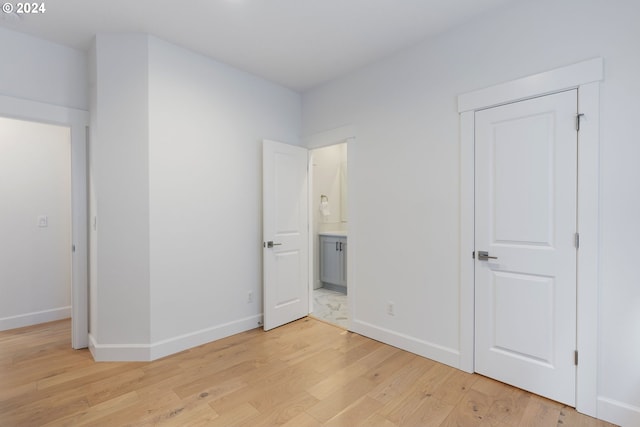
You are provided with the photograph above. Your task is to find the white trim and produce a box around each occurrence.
[149,315,262,360]
[351,319,460,368]
[575,82,600,416]
[458,58,603,113]
[307,150,315,313]
[0,307,71,331]
[88,334,150,362]
[345,138,356,331]
[459,111,475,373]
[0,94,89,349]
[597,397,640,427]
[304,124,356,150]
[89,315,262,362]
[459,59,602,418]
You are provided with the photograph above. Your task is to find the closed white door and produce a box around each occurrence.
[475,90,578,405]
[262,140,309,331]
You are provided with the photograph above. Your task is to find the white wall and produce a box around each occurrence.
[91,34,151,348]
[147,36,301,352]
[89,34,301,359]
[0,27,88,110]
[302,0,640,424]
[0,117,71,330]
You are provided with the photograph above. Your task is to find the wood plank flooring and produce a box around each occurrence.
[0,318,616,427]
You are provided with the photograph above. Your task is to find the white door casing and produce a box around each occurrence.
[474,90,578,405]
[459,58,602,416]
[0,95,89,349]
[263,140,309,331]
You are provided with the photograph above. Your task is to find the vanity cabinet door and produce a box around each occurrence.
[320,236,346,286]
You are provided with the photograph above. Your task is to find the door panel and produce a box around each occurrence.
[263,140,309,331]
[492,272,554,363]
[475,90,577,405]
[493,114,554,245]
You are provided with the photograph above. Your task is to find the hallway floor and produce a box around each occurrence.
[311,287,349,329]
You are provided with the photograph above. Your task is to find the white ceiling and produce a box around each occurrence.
[0,0,518,91]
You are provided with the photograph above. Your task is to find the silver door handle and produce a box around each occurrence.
[266,241,282,248]
[478,251,497,260]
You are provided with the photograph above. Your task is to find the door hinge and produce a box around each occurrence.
[574,350,579,366]
[576,113,585,131]
[574,233,580,249]
[72,244,76,253]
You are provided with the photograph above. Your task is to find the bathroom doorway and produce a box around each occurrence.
[309,142,349,328]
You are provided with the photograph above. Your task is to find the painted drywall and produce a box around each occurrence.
[91,34,151,346]
[0,117,71,330]
[147,36,301,348]
[302,0,640,424]
[89,34,300,358]
[0,26,87,110]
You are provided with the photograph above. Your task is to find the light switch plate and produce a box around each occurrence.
[38,215,48,228]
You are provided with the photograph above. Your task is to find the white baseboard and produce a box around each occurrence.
[89,314,263,362]
[0,306,71,331]
[598,396,640,427]
[351,319,460,369]
[149,315,262,360]
[88,333,151,362]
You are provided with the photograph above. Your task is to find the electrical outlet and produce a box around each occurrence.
[387,301,395,316]
[247,291,253,303]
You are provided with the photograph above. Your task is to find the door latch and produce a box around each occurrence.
[477,251,498,261]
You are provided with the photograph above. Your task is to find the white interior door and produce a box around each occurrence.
[475,90,578,405]
[263,140,309,331]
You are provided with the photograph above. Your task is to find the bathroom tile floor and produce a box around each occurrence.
[311,287,349,329]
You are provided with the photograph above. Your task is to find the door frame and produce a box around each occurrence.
[305,126,356,329]
[0,95,89,349]
[458,58,603,417]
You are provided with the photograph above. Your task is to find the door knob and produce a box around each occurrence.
[266,241,282,248]
[478,251,497,260]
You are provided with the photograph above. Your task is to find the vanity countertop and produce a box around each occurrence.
[318,230,348,237]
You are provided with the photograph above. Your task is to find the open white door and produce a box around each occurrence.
[475,89,578,405]
[263,140,309,330]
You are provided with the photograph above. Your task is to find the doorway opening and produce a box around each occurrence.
[0,117,72,333]
[309,142,349,328]
[0,95,89,349]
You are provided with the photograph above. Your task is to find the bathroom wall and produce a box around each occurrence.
[313,143,346,231]
[311,143,347,289]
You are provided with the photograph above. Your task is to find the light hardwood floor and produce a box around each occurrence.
[0,318,616,427]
